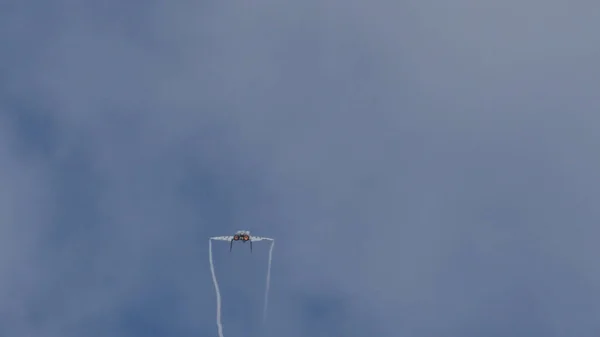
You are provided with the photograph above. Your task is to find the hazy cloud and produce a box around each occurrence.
[1,0,599,336]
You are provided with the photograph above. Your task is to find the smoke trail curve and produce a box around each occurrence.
[209,239,225,337]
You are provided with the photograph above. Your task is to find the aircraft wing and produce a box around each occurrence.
[211,236,234,241]
[250,236,273,242]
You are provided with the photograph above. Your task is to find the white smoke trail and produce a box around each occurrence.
[262,239,275,323]
[208,239,225,337]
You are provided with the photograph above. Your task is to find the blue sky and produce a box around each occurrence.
[1,1,600,336]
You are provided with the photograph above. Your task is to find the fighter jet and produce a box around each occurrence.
[210,230,272,252]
